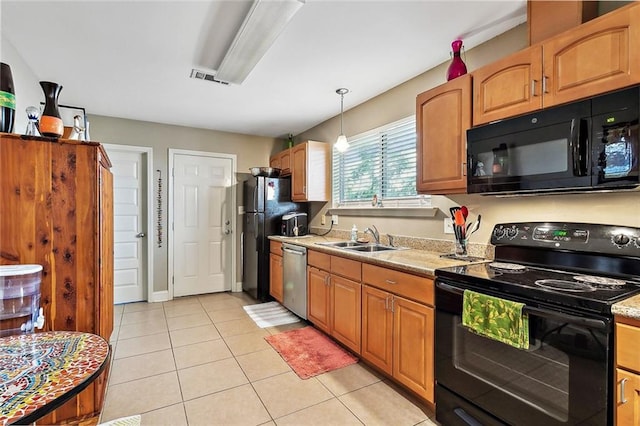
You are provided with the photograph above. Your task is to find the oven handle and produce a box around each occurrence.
[436,281,609,331]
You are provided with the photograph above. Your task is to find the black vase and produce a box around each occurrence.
[1,62,16,133]
[39,81,63,137]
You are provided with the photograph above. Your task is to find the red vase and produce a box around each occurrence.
[446,39,467,81]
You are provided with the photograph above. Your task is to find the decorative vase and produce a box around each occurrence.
[446,39,467,81]
[0,62,16,133]
[39,81,63,137]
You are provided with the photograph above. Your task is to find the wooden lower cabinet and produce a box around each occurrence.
[393,296,434,401]
[306,250,361,354]
[361,285,394,374]
[616,368,640,426]
[616,316,640,425]
[307,266,331,333]
[330,275,361,353]
[361,284,435,403]
[269,253,283,303]
[0,133,114,424]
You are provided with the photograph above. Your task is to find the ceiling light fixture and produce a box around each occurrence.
[335,88,349,152]
[215,0,305,85]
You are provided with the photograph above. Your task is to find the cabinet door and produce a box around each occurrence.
[269,154,281,170]
[307,266,331,333]
[269,253,283,303]
[616,368,640,426]
[416,73,472,194]
[361,285,393,375]
[543,3,640,107]
[98,158,114,342]
[393,296,434,403]
[291,143,307,201]
[473,46,543,126]
[331,275,361,354]
[280,149,291,175]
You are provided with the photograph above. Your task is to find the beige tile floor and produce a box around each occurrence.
[101,292,437,426]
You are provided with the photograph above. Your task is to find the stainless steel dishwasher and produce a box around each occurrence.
[281,243,307,319]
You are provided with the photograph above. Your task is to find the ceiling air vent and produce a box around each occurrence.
[190,69,229,85]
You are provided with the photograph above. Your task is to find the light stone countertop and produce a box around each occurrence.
[269,234,488,277]
[612,294,640,321]
[272,233,640,318]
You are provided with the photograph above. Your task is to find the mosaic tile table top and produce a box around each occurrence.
[0,331,110,426]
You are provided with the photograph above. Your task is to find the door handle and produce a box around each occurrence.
[224,229,232,235]
[136,233,146,238]
[620,378,629,404]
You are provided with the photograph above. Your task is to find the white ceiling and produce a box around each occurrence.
[1,0,527,139]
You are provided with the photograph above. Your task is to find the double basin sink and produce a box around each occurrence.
[316,240,404,253]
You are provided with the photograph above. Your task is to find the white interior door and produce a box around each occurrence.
[172,153,234,297]
[104,146,151,304]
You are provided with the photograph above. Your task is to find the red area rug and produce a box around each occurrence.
[265,326,358,379]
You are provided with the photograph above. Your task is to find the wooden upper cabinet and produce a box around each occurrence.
[528,1,597,45]
[543,2,640,107]
[291,141,329,202]
[269,153,281,169]
[280,148,291,175]
[474,1,640,126]
[416,73,471,195]
[473,46,543,126]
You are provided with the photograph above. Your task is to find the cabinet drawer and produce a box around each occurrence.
[617,321,640,372]
[362,264,434,306]
[270,241,282,255]
[331,256,361,282]
[308,250,331,270]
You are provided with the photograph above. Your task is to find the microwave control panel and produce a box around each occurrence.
[492,222,640,256]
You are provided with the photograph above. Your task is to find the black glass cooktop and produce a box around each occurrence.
[436,262,640,314]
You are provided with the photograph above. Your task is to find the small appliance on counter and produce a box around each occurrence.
[281,212,308,237]
[0,264,45,337]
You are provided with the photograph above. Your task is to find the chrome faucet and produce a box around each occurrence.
[387,234,395,247]
[364,225,380,244]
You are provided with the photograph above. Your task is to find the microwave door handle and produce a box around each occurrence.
[571,118,590,176]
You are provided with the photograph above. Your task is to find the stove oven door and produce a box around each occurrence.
[435,280,612,426]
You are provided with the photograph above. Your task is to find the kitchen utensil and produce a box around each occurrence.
[454,209,465,226]
[450,206,460,221]
[468,215,482,236]
[249,167,281,177]
[460,205,469,219]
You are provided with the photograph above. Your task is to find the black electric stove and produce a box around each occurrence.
[435,222,640,426]
[436,222,640,315]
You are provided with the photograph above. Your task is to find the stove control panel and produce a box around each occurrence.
[492,222,640,256]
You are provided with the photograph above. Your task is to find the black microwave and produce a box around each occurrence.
[466,85,639,195]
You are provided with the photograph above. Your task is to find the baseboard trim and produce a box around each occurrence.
[151,290,170,303]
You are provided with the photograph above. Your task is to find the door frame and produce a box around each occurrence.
[102,143,155,303]
[168,148,238,300]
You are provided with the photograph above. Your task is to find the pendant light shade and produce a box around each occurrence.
[335,88,349,152]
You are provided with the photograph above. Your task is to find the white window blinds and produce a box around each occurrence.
[332,117,417,206]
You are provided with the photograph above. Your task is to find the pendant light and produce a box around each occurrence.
[335,88,349,152]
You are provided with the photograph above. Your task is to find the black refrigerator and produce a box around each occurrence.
[242,176,306,301]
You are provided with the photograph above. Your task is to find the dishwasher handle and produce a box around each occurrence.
[282,243,306,256]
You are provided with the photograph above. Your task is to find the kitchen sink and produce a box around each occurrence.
[315,241,366,248]
[344,244,397,252]
[315,241,404,253]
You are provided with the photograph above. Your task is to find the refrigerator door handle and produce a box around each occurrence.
[253,213,259,247]
[252,183,258,212]
[240,231,244,280]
